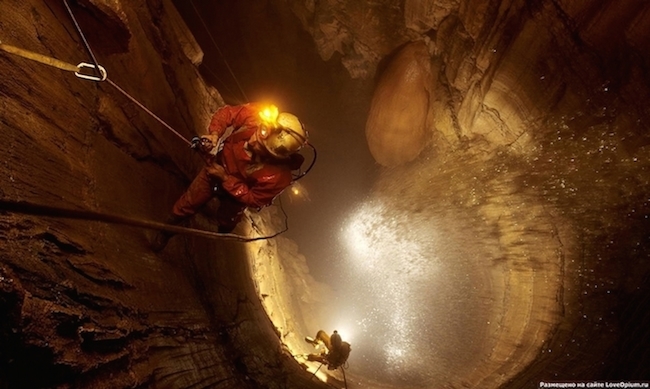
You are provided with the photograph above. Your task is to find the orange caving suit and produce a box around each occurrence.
[172,103,304,232]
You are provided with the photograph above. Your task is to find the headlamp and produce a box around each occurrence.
[259,105,279,126]
[258,104,280,140]
[256,105,308,158]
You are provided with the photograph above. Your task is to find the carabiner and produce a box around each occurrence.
[75,62,107,81]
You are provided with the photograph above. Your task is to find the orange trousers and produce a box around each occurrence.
[172,167,245,233]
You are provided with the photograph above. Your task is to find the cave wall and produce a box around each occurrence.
[0,1,329,388]
[283,0,650,386]
[287,0,650,161]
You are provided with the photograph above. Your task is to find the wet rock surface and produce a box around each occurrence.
[0,1,327,388]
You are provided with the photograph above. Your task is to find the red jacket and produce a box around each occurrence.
[208,103,303,208]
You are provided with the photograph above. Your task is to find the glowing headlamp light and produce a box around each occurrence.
[258,105,280,139]
[259,105,279,125]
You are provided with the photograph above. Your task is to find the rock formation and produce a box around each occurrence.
[365,41,433,166]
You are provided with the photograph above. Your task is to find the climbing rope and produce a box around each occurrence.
[188,0,249,103]
[0,1,191,146]
[304,357,348,389]
[105,78,191,146]
[309,362,325,382]
[340,366,348,389]
[63,0,192,146]
[0,199,280,243]
[62,0,102,75]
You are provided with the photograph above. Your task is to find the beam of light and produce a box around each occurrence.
[330,323,355,344]
[339,198,441,377]
[342,199,437,279]
[258,104,279,125]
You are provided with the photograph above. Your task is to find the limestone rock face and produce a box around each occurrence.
[284,0,650,387]
[291,0,650,161]
[0,1,326,388]
[287,0,416,79]
[365,41,432,166]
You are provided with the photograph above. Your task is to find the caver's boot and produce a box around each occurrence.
[304,336,319,346]
[150,213,187,252]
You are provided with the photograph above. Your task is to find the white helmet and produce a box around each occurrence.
[258,108,308,158]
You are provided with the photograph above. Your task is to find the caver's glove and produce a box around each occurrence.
[190,134,219,155]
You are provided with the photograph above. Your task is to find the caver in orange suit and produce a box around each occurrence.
[170,102,306,235]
